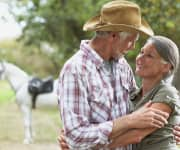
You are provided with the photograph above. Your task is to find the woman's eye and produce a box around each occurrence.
[140,51,144,54]
[147,54,154,58]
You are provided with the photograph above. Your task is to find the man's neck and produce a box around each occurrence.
[89,38,111,61]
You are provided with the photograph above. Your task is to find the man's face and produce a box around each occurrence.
[111,32,139,59]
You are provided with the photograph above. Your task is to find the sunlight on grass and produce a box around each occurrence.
[0,80,62,148]
[0,80,15,103]
[0,101,61,150]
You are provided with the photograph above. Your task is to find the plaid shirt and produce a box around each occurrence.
[58,40,137,150]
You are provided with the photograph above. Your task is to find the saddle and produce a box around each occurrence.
[28,76,53,109]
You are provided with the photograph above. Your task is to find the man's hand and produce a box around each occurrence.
[57,129,69,150]
[129,101,169,129]
[173,125,180,145]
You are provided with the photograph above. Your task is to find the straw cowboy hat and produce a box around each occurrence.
[83,0,154,36]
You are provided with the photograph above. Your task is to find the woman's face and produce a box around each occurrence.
[135,42,168,79]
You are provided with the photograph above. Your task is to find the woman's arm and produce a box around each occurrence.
[109,102,172,149]
[109,101,169,139]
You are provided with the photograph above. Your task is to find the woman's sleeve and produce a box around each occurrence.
[152,85,180,113]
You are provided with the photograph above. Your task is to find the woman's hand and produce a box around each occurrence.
[57,129,69,150]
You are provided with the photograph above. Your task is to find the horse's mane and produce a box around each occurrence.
[5,62,29,78]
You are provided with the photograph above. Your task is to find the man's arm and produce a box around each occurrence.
[109,101,168,139]
[58,125,180,150]
[174,125,180,144]
[58,100,180,149]
[58,100,169,149]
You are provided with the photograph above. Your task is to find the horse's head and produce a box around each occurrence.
[0,61,6,80]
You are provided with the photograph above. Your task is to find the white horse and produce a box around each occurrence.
[0,61,58,144]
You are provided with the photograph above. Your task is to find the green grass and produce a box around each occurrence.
[0,80,15,103]
[0,81,62,149]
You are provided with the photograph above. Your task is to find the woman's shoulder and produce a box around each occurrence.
[158,83,179,98]
[152,82,180,110]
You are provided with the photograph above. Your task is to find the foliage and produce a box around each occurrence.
[9,0,110,69]
[135,0,180,43]
[4,0,180,80]
[0,39,57,77]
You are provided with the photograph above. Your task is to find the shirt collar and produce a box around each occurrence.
[80,40,120,69]
[131,80,166,101]
[80,40,104,69]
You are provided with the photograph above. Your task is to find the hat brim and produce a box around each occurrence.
[83,15,154,36]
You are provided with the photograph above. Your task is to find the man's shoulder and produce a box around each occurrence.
[118,57,130,66]
[61,50,93,74]
[117,57,133,72]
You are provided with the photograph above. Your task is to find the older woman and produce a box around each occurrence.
[109,35,180,150]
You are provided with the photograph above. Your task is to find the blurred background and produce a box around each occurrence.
[0,0,179,149]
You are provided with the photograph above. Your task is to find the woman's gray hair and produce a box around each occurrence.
[148,35,179,77]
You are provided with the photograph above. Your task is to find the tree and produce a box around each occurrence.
[134,0,180,90]
[8,0,180,89]
[10,0,109,69]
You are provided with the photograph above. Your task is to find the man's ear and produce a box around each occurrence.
[108,32,116,42]
[110,32,117,38]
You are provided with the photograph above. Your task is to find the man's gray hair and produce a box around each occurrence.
[148,35,179,76]
[95,31,137,39]
[119,32,133,40]
[95,31,110,37]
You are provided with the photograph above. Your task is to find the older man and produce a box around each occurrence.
[57,0,180,149]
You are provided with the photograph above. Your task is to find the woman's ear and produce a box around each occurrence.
[163,63,172,74]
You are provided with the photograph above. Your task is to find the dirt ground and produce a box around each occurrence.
[0,141,59,150]
[0,101,61,150]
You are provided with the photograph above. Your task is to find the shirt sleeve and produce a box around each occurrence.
[152,85,180,112]
[57,65,113,150]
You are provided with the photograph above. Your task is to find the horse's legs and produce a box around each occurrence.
[19,104,33,144]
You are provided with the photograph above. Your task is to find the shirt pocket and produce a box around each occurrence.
[88,83,113,122]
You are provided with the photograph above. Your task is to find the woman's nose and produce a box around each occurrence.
[136,54,144,63]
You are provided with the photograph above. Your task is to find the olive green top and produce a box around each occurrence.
[129,81,180,150]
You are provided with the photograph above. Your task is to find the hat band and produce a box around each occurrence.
[99,15,141,27]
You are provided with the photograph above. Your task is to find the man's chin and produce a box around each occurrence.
[114,54,124,59]
[119,52,126,57]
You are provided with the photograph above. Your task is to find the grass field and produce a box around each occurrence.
[0,80,14,103]
[0,81,61,150]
